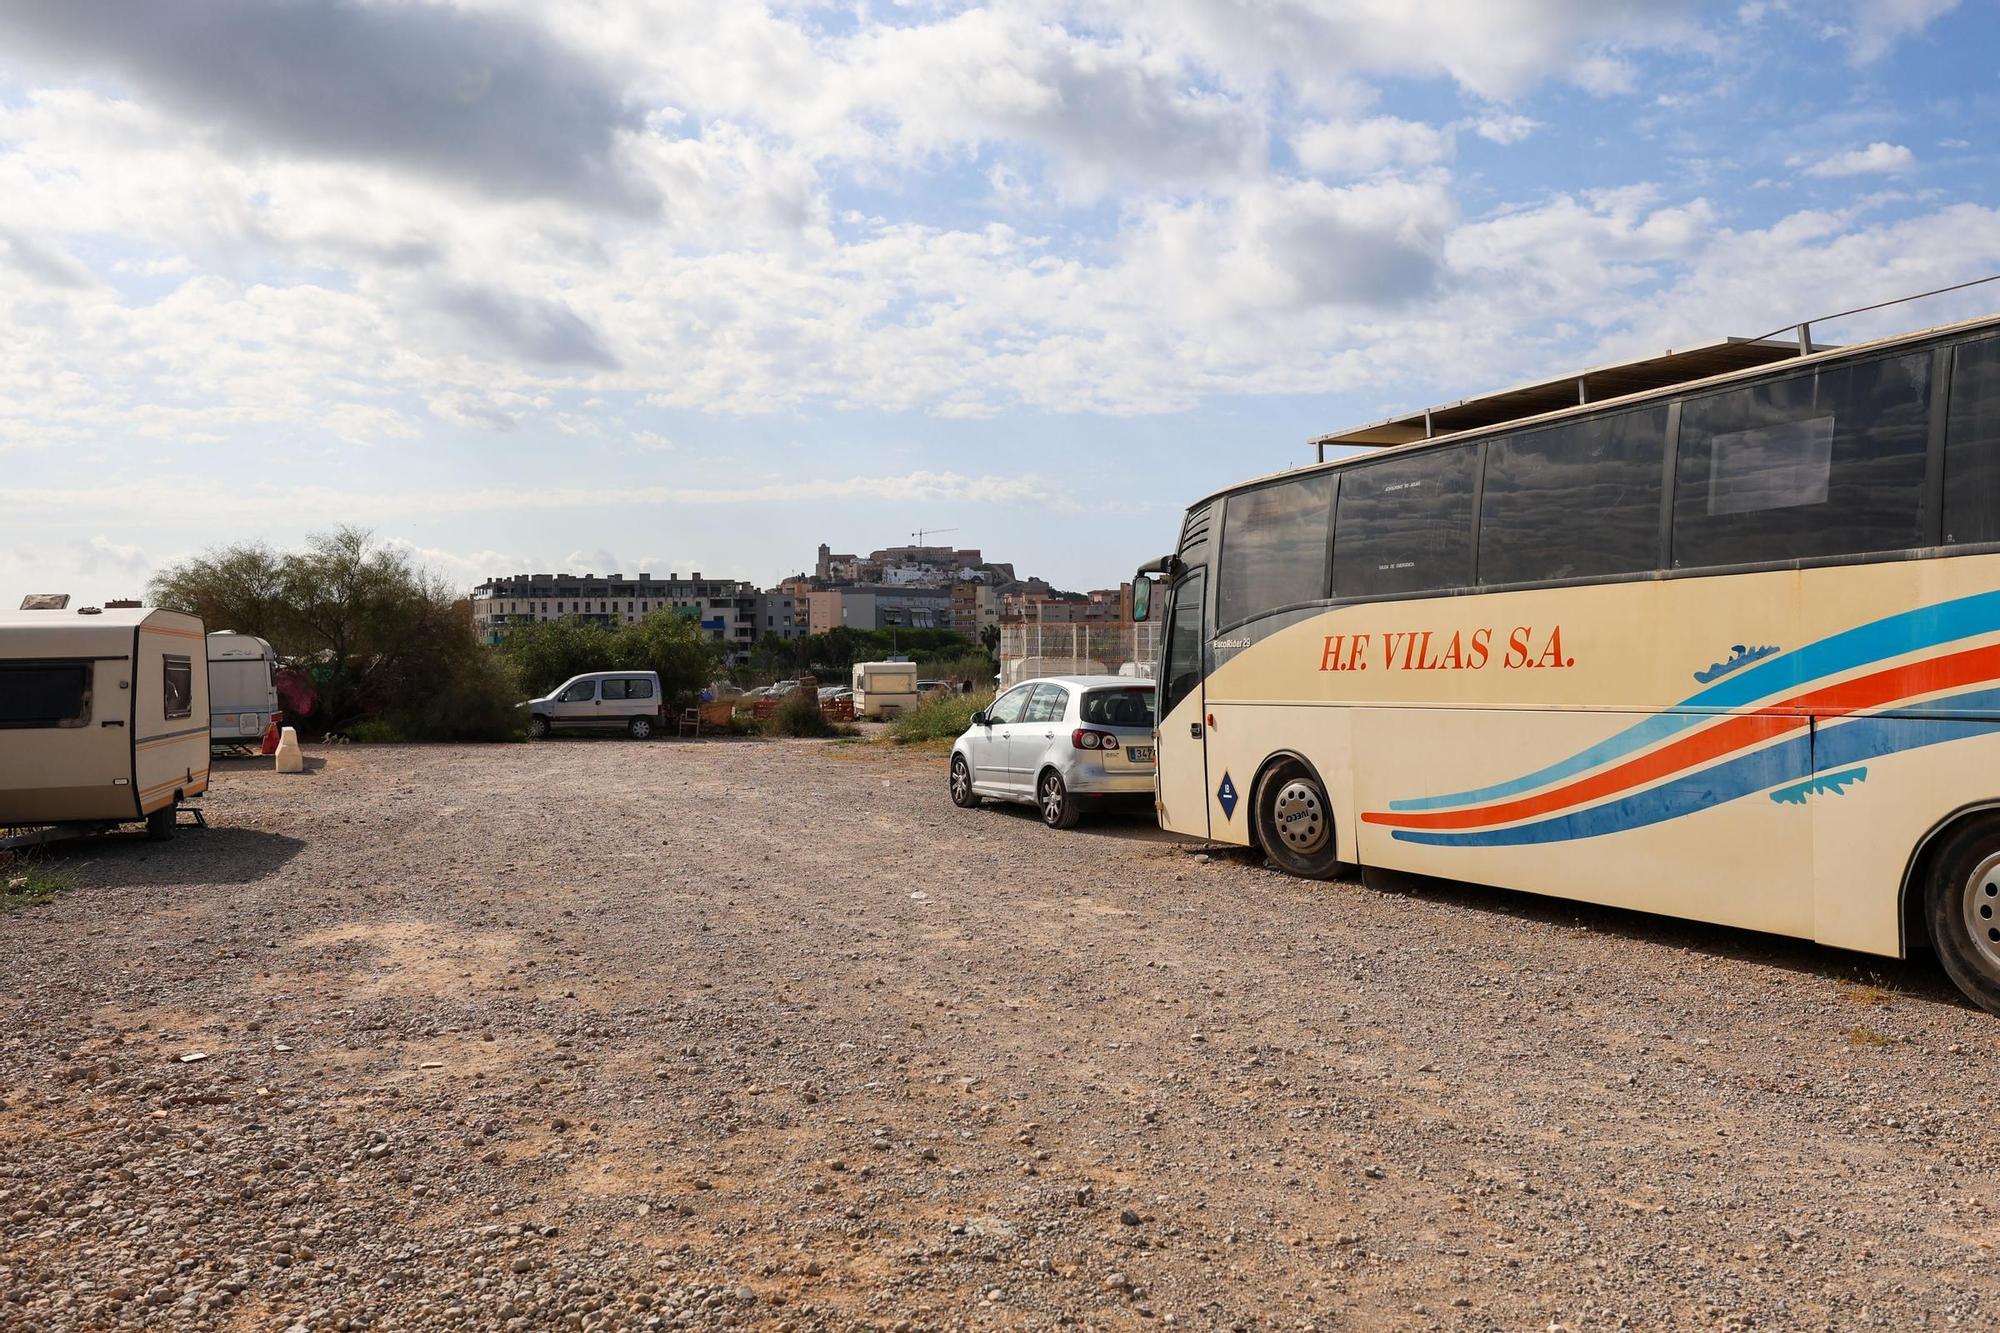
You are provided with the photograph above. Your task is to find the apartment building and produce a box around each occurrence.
[470,572,760,662]
[950,580,998,637]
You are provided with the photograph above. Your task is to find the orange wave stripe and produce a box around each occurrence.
[1364,641,2000,831]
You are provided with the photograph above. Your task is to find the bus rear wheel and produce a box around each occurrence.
[1253,760,1343,880]
[1926,815,2000,1015]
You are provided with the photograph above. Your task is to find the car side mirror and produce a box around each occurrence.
[970,710,990,727]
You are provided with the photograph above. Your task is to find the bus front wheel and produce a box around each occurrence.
[1253,760,1343,880]
[1926,815,2000,1015]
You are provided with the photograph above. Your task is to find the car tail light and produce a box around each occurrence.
[1071,729,1118,750]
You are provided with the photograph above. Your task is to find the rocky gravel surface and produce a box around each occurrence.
[3,739,2000,1331]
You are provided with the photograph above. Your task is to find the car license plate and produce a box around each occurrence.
[1127,746,1154,764]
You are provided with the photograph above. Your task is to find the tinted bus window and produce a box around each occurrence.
[1673,351,1931,568]
[1945,334,2000,546]
[1331,446,1476,598]
[1480,406,1667,585]
[1216,473,1334,629]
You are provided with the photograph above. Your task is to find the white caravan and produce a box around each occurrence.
[852,660,920,719]
[206,631,280,745]
[1,604,210,840]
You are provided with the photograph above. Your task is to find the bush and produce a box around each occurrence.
[149,526,525,742]
[346,720,406,743]
[763,689,857,738]
[889,690,993,744]
[502,610,720,707]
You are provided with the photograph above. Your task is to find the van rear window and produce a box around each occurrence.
[0,662,92,729]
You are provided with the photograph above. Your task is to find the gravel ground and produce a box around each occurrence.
[3,738,1999,1332]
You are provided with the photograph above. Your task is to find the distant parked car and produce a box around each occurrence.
[520,671,666,739]
[948,675,1156,827]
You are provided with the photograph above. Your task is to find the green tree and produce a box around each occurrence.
[611,610,722,705]
[749,633,803,676]
[501,617,620,697]
[148,526,523,741]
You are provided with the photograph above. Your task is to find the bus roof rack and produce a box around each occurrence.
[1314,272,2000,462]
[1311,336,1828,459]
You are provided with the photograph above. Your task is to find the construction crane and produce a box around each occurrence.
[911,527,958,546]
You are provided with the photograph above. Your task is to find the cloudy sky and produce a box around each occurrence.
[2,0,1997,605]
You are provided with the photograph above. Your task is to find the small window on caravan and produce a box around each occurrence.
[0,662,91,729]
[163,655,193,720]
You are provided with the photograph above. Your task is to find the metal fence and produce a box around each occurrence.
[998,621,1158,687]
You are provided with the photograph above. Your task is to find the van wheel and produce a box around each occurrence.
[950,755,981,809]
[628,717,654,740]
[1039,769,1081,829]
[145,805,176,842]
[1925,815,2000,1015]
[1253,760,1344,879]
[526,715,550,740]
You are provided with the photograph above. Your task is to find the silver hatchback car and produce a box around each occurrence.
[949,675,1157,827]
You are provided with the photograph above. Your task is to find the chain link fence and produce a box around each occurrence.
[998,621,1158,687]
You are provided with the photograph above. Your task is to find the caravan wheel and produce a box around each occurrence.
[145,805,176,842]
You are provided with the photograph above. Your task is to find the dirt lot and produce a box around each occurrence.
[3,740,1999,1332]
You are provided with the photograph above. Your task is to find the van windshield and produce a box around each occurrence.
[1081,687,1154,729]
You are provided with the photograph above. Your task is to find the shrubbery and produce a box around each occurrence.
[503,609,719,706]
[149,527,523,742]
[889,690,993,744]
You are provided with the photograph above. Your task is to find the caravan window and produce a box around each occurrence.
[163,655,193,719]
[0,662,91,729]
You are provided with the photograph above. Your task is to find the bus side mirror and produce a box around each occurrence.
[1132,575,1153,622]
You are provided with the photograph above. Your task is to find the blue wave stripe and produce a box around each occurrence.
[1391,683,2000,847]
[1387,587,2000,813]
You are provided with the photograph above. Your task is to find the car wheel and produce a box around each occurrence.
[526,715,550,740]
[145,804,176,842]
[1039,768,1081,829]
[1926,814,2000,1015]
[1253,760,1344,879]
[950,754,981,808]
[628,716,654,740]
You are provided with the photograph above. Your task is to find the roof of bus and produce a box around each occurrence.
[1190,307,2000,513]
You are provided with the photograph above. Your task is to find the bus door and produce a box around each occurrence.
[1156,568,1210,838]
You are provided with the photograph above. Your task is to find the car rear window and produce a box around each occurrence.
[1081,688,1154,729]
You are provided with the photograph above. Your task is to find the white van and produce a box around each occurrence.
[206,631,280,745]
[1,603,209,840]
[521,671,667,739]
[852,660,920,719]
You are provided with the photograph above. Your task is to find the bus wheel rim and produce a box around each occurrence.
[1273,779,1327,854]
[1963,851,2000,975]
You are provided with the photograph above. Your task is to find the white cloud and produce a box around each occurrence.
[1845,0,1961,62]
[1294,117,1450,178]
[1804,142,1917,178]
[1472,112,1540,145]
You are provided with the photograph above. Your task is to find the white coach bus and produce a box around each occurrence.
[1136,311,2000,1014]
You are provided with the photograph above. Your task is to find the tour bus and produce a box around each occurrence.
[1135,310,2000,1015]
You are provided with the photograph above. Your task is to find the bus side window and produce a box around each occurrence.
[1673,349,1931,568]
[1330,445,1477,599]
[1945,334,2000,546]
[1480,406,1667,586]
[1215,473,1335,630]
